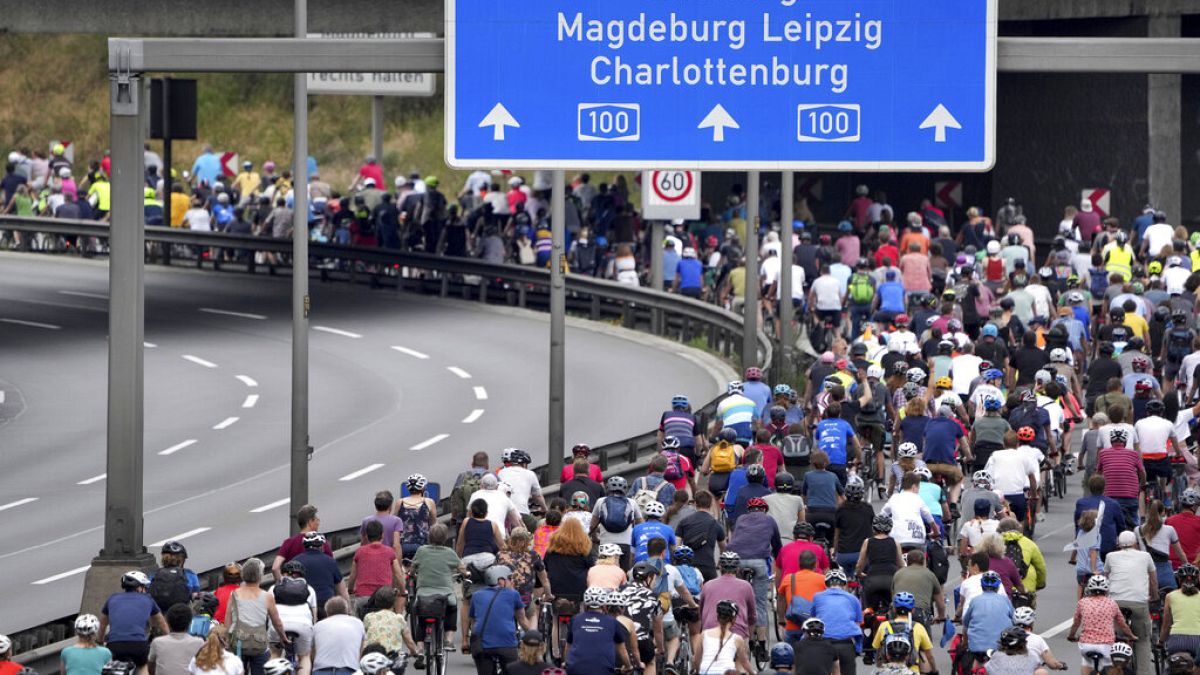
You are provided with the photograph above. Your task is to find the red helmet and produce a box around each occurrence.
[1017,426,1036,442]
[835,358,849,370]
[1132,357,1150,373]
[1135,379,1153,392]
[895,314,910,326]
[744,367,763,381]
[571,443,592,456]
[746,497,768,511]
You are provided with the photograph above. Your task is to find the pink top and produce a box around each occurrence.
[899,253,932,292]
[836,236,860,267]
[352,542,396,598]
[560,463,604,483]
[1075,595,1122,644]
[777,540,830,575]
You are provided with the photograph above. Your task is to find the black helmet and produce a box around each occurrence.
[718,428,738,443]
[844,481,865,501]
[774,472,796,493]
[282,560,306,576]
[1155,306,1171,322]
[1099,341,1115,356]
[1147,399,1166,416]
[1110,307,1125,321]
[193,592,219,616]
[999,627,1028,650]
[745,464,766,484]
[715,600,738,620]
[631,561,659,582]
[1127,336,1145,351]
[161,540,187,557]
[872,515,893,533]
[769,405,787,421]
[793,522,816,540]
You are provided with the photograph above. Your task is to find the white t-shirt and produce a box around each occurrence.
[1098,423,1137,449]
[1180,353,1200,390]
[312,614,366,671]
[1165,267,1191,294]
[1026,284,1053,319]
[1104,548,1155,603]
[985,448,1040,495]
[959,574,983,615]
[188,652,244,675]
[272,583,317,626]
[1135,416,1175,458]
[957,518,1000,550]
[1144,223,1175,256]
[184,207,212,232]
[969,384,1004,420]
[880,491,933,547]
[759,255,781,286]
[811,275,844,311]
[1175,408,1197,443]
[951,355,983,396]
[1036,395,1064,433]
[564,510,592,531]
[1025,632,1050,659]
[497,466,542,515]
[775,265,806,301]
[466,489,519,533]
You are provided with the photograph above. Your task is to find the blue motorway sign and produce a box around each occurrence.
[445,0,996,170]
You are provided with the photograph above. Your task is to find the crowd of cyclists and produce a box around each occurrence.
[9,176,1200,675]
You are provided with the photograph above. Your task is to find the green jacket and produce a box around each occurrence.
[1002,530,1047,592]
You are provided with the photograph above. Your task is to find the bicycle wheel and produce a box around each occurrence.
[750,639,769,672]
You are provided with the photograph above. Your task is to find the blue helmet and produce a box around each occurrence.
[769,643,795,668]
[984,369,1004,381]
[672,546,694,564]
[983,395,1003,411]
[893,592,915,611]
[671,395,690,409]
[773,383,792,396]
[981,324,999,338]
[980,571,1002,591]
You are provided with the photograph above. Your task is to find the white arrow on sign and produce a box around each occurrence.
[698,104,738,142]
[478,103,519,141]
[919,104,962,143]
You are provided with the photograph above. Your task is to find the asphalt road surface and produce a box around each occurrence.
[0,253,731,633]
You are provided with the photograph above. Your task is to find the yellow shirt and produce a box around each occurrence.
[232,171,260,198]
[727,217,747,242]
[727,267,747,298]
[87,181,111,211]
[169,193,190,227]
[871,619,932,673]
[1124,314,1150,341]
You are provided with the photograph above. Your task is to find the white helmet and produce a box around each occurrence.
[1110,642,1134,659]
[263,658,295,675]
[74,614,101,636]
[986,240,1001,255]
[913,467,933,480]
[584,586,608,608]
[1049,347,1069,363]
[727,380,744,395]
[866,364,885,380]
[906,368,926,384]
[598,543,622,558]
[0,634,10,655]
[358,653,392,675]
[643,501,666,518]
[1012,607,1036,627]
[897,442,919,459]
[972,470,993,488]
[941,393,962,407]
[1085,575,1110,594]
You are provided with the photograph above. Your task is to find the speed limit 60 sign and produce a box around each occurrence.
[641,171,701,221]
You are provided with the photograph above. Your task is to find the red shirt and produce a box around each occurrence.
[778,540,830,575]
[560,463,604,483]
[1096,446,1142,499]
[1167,511,1200,568]
[351,542,397,598]
[748,443,785,489]
[213,583,238,623]
[874,244,900,268]
[357,163,384,187]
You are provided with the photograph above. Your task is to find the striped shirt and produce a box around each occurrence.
[717,394,757,427]
[1096,446,1142,499]
[659,411,697,447]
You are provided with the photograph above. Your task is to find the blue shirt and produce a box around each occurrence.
[801,469,843,510]
[659,411,697,448]
[62,645,113,675]
[662,250,681,281]
[962,591,1013,652]
[102,591,160,642]
[1074,495,1127,555]
[632,521,677,562]
[723,468,748,517]
[815,418,855,465]
[1122,373,1161,397]
[743,381,773,418]
[190,153,222,187]
[922,417,963,465]
[877,281,906,313]
[811,588,862,640]
[293,550,343,607]
[566,611,630,675]
[469,587,524,649]
[676,258,703,289]
[898,415,929,454]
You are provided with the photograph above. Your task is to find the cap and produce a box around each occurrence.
[520,630,545,646]
[363,177,376,187]
[974,498,992,517]
[1118,530,1137,548]
[480,474,499,489]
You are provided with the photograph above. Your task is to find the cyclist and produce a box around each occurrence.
[411,524,466,658]
[1135,398,1180,507]
[659,397,703,466]
[854,515,904,612]
[675,491,726,582]
[355,652,393,675]
[505,630,551,675]
[148,604,204,675]
[603,589,639,672]
[1011,607,1067,670]
[563,492,592,531]
[499,449,548,530]
[591,476,642,569]
[729,463,771,525]
[815,401,862,486]
[658,437,696,497]
[468,566,528,675]
[700,428,743,498]
[149,540,200,613]
[267,560,316,672]
[960,470,1002,521]
[691,600,751,675]
[396,474,437,559]
[61,615,112,675]
[912,466,951,542]
[775,550,823,642]
[997,518,1047,603]
[985,430,1041,524]
[969,395,1010,476]
[1104,531,1157,673]
[763,642,795,675]
[1067,575,1136,674]
[777,522,830,575]
[886,442,926,497]
[1163,564,1200,661]
[983,626,1049,675]
[560,444,603,484]
[349,521,405,615]
[714,381,756,447]
[726,497,779,644]
[362,588,419,666]
[788,618,841,675]
[1095,427,1143,531]
[293,532,347,612]
[1166,489,1200,569]
[962,571,1013,670]
[621,562,665,675]
[632,500,677,563]
[700,553,755,640]
[742,366,772,416]
[542,518,592,650]
[870,592,934,674]
[763,472,806,545]
[587,543,628,590]
[99,571,168,669]
[832,479,875,571]
[811,568,861,675]
[879,473,940,553]
[564,587,631,675]
[800,451,843,535]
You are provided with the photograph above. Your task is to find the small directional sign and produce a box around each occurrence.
[446,0,996,170]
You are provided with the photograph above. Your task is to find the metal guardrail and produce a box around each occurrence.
[4,214,766,670]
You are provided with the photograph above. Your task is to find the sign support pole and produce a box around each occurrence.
[372,95,385,174]
[289,0,310,534]
[742,172,760,370]
[548,170,566,483]
[650,221,664,333]
[779,172,794,381]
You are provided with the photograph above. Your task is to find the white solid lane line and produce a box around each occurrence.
[213,417,239,430]
[149,527,211,547]
[182,354,218,368]
[236,375,258,387]
[59,290,107,299]
[410,433,449,451]
[200,307,268,320]
[77,473,107,485]
[158,439,198,456]
[1,318,61,330]
[249,498,290,513]
[462,409,484,424]
[144,342,158,349]
[314,326,363,338]
[447,366,472,379]
[473,386,488,400]
[1041,618,1074,638]
[32,565,91,585]
[0,497,38,512]
[243,394,259,408]
[339,463,385,481]
[390,345,430,359]
[0,391,4,404]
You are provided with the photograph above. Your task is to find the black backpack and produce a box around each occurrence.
[1005,537,1029,579]
[1168,328,1194,362]
[273,577,309,606]
[149,566,191,612]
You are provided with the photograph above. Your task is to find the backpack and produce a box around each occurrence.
[709,441,738,473]
[416,190,447,227]
[780,434,812,463]
[1005,537,1029,579]
[1090,267,1109,299]
[677,565,702,597]
[661,451,685,482]
[273,576,310,606]
[784,591,814,625]
[633,476,670,511]
[450,470,484,523]
[925,539,950,584]
[188,615,215,639]
[849,273,874,305]
[148,566,191,612]
[1168,327,1193,362]
[880,621,919,667]
[599,496,633,533]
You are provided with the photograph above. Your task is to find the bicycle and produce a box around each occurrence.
[734,567,769,670]
[415,594,450,675]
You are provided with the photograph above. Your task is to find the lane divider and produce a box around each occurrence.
[236,375,258,387]
[473,386,488,400]
[0,497,38,512]
[242,395,259,409]
[158,439,198,456]
[410,434,449,451]
[249,498,290,513]
[149,527,211,547]
[199,308,267,320]
[314,326,363,339]
[390,345,429,359]
[59,290,107,300]
[213,417,239,430]
[462,409,484,424]
[1,318,61,330]
[446,366,472,379]
[182,355,218,368]
[77,473,107,485]
[340,463,385,481]
[31,565,90,586]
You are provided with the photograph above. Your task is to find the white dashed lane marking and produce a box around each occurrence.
[0,498,38,512]
[243,395,259,408]
[77,474,107,485]
[158,439,198,456]
[473,386,488,400]
[199,308,267,320]
[236,375,258,387]
[314,326,363,338]
[447,366,472,379]
[410,434,449,451]
[213,417,239,430]
[32,565,90,585]
[249,498,290,513]
[390,346,429,359]
[144,342,158,349]
[149,527,211,547]
[339,463,385,481]
[182,355,218,368]
[59,290,107,299]
[1,318,61,330]
[462,409,484,424]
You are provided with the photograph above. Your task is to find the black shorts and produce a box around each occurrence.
[107,641,150,666]
[637,638,655,665]
[1145,457,1174,482]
